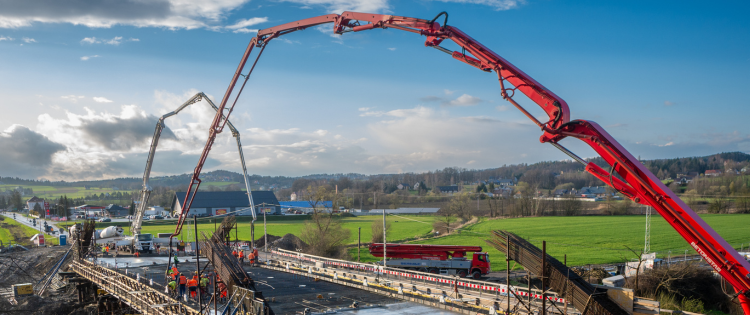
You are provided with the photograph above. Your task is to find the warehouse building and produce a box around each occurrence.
[171,191,281,217]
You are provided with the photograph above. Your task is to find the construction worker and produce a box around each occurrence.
[101,246,107,256]
[106,245,110,256]
[199,274,209,298]
[238,249,245,264]
[232,249,237,259]
[170,266,179,281]
[252,247,259,264]
[178,273,187,299]
[188,275,198,300]
[134,250,140,258]
[168,279,177,297]
[173,254,179,267]
[247,250,255,265]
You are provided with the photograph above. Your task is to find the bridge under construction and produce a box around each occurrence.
[0,215,663,315]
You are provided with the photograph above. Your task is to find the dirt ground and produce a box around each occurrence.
[0,245,94,315]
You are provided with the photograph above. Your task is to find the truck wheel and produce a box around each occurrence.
[428,268,438,274]
[418,267,428,273]
[471,271,481,280]
[458,270,468,278]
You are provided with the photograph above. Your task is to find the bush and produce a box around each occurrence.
[627,263,730,313]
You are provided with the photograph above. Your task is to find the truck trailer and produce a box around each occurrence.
[369,243,490,279]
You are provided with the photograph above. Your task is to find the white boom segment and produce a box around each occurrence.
[132,92,256,236]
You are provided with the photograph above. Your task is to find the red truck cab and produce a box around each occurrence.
[471,252,491,275]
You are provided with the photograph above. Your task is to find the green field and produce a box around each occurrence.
[404,214,750,271]
[60,215,440,246]
[0,216,59,246]
[52,212,750,272]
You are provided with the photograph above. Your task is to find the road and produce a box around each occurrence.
[0,212,69,239]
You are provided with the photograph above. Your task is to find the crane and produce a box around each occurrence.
[130,92,256,253]
[170,11,750,313]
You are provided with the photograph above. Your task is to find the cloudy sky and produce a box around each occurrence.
[1,0,749,181]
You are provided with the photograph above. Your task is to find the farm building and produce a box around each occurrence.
[171,191,281,217]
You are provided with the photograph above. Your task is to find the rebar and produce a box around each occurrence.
[486,230,629,315]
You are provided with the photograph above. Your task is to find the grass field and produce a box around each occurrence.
[59,215,440,246]
[402,214,750,271]
[0,216,59,245]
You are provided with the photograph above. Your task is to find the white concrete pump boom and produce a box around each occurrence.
[132,92,256,236]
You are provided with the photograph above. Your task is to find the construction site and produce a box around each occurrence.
[1,8,750,315]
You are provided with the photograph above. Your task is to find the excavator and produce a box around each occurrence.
[168,11,750,314]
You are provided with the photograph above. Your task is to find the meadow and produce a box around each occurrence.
[0,216,59,246]
[60,214,440,246]
[349,214,750,271]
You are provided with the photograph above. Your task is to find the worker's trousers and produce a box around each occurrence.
[179,284,186,297]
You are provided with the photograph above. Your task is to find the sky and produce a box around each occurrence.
[0,0,749,181]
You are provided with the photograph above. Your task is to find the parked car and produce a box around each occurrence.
[98,218,111,222]
[153,215,164,220]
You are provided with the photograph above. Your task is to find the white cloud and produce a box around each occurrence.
[664,100,676,106]
[106,36,123,45]
[225,17,268,30]
[278,0,390,13]
[21,37,35,43]
[232,28,259,34]
[358,107,371,111]
[428,0,525,11]
[387,47,396,51]
[444,94,482,107]
[496,105,510,111]
[80,36,138,45]
[0,35,13,41]
[80,55,100,61]
[93,97,113,103]
[0,0,253,30]
[61,95,85,102]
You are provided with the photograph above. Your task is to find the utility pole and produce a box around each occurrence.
[193,215,202,307]
[644,206,651,254]
[383,208,387,269]
[263,206,267,252]
[358,227,361,262]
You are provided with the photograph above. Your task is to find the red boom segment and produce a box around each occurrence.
[369,243,482,260]
[174,11,750,313]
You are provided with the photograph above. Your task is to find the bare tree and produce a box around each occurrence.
[300,185,351,258]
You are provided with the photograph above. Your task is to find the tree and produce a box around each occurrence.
[488,182,495,192]
[33,203,43,218]
[0,196,6,210]
[10,191,23,211]
[129,200,136,216]
[370,219,391,243]
[476,183,487,193]
[299,185,351,258]
[447,192,472,220]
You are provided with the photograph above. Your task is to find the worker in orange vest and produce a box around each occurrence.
[188,275,199,300]
[247,250,255,265]
[238,250,245,264]
[178,273,187,298]
[170,267,179,281]
[232,249,237,258]
[252,248,259,264]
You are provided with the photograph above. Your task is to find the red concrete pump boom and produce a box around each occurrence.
[173,11,750,313]
[369,243,482,260]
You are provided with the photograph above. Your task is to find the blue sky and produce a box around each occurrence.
[0,0,749,180]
